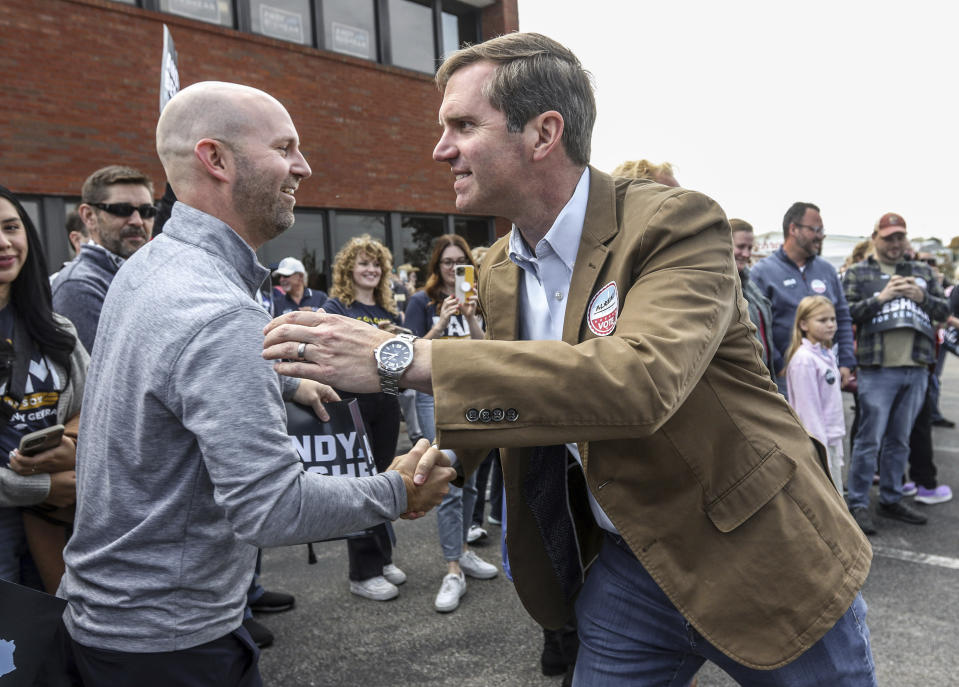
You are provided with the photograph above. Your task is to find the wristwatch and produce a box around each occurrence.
[374,333,416,395]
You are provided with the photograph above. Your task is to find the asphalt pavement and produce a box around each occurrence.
[257,358,959,686]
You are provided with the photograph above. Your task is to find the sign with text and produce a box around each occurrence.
[286,399,377,540]
[159,25,179,114]
[260,4,305,44]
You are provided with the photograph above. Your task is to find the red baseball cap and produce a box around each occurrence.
[875,212,907,237]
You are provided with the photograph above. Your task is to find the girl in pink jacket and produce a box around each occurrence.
[786,296,846,492]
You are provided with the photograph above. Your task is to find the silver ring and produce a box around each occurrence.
[297,342,307,359]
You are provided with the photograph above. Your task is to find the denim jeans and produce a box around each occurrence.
[416,391,478,561]
[846,366,928,510]
[0,506,41,588]
[573,534,877,686]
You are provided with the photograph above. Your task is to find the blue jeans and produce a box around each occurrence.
[846,366,928,510]
[573,534,877,686]
[416,392,478,561]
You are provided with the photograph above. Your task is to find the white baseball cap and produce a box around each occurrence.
[273,257,306,277]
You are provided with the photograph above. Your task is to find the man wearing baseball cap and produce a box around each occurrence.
[842,212,950,534]
[272,257,327,315]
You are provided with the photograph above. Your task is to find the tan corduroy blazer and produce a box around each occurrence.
[431,168,871,670]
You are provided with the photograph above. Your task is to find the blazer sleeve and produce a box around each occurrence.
[431,190,735,449]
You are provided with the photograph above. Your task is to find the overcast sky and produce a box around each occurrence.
[516,0,957,243]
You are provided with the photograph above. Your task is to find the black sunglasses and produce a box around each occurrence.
[90,202,158,219]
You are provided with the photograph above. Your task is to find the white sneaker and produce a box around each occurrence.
[458,549,498,579]
[349,575,399,601]
[466,524,488,543]
[434,572,466,612]
[382,563,407,585]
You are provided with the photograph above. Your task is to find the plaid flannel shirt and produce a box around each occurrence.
[842,256,950,367]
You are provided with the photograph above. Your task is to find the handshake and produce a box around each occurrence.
[387,439,457,519]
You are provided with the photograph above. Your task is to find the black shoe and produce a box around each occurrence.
[850,507,877,535]
[877,500,928,525]
[931,418,956,428]
[243,617,274,648]
[250,589,295,613]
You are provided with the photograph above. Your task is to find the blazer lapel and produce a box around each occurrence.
[562,167,621,344]
[481,251,520,342]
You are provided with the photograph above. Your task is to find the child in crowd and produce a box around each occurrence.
[786,296,846,492]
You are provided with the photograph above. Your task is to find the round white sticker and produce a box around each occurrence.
[587,281,619,336]
[915,277,927,290]
[810,279,827,294]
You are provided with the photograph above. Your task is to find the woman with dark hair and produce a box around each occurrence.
[405,234,497,613]
[0,185,89,592]
[322,234,409,602]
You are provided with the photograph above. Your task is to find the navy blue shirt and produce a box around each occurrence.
[271,287,327,315]
[405,290,482,339]
[0,308,62,465]
[321,297,400,328]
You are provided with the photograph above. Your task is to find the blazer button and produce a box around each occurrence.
[491,408,505,423]
[479,408,492,423]
[465,408,480,423]
[505,408,519,422]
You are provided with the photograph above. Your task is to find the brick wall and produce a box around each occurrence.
[0,0,518,217]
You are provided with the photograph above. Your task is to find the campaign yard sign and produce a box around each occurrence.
[0,580,67,686]
[286,399,378,541]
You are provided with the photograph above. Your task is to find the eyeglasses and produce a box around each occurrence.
[90,202,158,219]
[439,258,470,268]
[794,223,825,236]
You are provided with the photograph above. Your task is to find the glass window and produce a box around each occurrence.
[250,0,312,45]
[18,199,41,234]
[397,215,445,274]
[160,0,233,28]
[441,11,459,58]
[258,210,329,292]
[454,217,493,249]
[387,0,434,73]
[331,212,387,258]
[320,0,376,60]
[110,0,138,4]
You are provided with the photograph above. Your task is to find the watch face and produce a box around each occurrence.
[378,340,413,372]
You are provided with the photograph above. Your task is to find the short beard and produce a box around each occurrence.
[232,155,295,241]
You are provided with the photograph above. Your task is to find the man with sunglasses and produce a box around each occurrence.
[751,201,856,397]
[842,213,950,534]
[52,165,156,353]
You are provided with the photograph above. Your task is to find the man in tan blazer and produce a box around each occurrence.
[264,33,876,685]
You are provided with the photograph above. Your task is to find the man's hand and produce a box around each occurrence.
[387,439,455,519]
[44,470,76,508]
[878,275,924,304]
[263,311,392,393]
[839,366,852,389]
[263,311,434,394]
[291,378,341,422]
[9,436,77,475]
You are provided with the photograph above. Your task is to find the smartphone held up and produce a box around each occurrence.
[454,264,475,305]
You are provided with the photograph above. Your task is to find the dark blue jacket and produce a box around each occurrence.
[750,248,856,372]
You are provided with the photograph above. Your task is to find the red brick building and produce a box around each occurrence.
[1,0,518,285]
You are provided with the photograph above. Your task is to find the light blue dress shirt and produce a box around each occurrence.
[507,168,619,535]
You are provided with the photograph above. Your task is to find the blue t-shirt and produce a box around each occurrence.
[321,297,401,329]
[0,308,61,466]
[271,287,328,316]
[404,290,483,339]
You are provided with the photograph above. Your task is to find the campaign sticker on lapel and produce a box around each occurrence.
[587,281,619,336]
[811,278,826,294]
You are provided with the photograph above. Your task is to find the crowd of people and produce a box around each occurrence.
[2,28,954,687]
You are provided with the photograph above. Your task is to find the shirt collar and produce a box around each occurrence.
[508,168,590,271]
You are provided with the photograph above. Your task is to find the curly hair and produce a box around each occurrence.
[329,234,397,315]
[423,234,477,305]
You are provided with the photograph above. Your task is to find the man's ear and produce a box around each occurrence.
[528,110,566,162]
[194,138,232,183]
[77,204,99,237]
